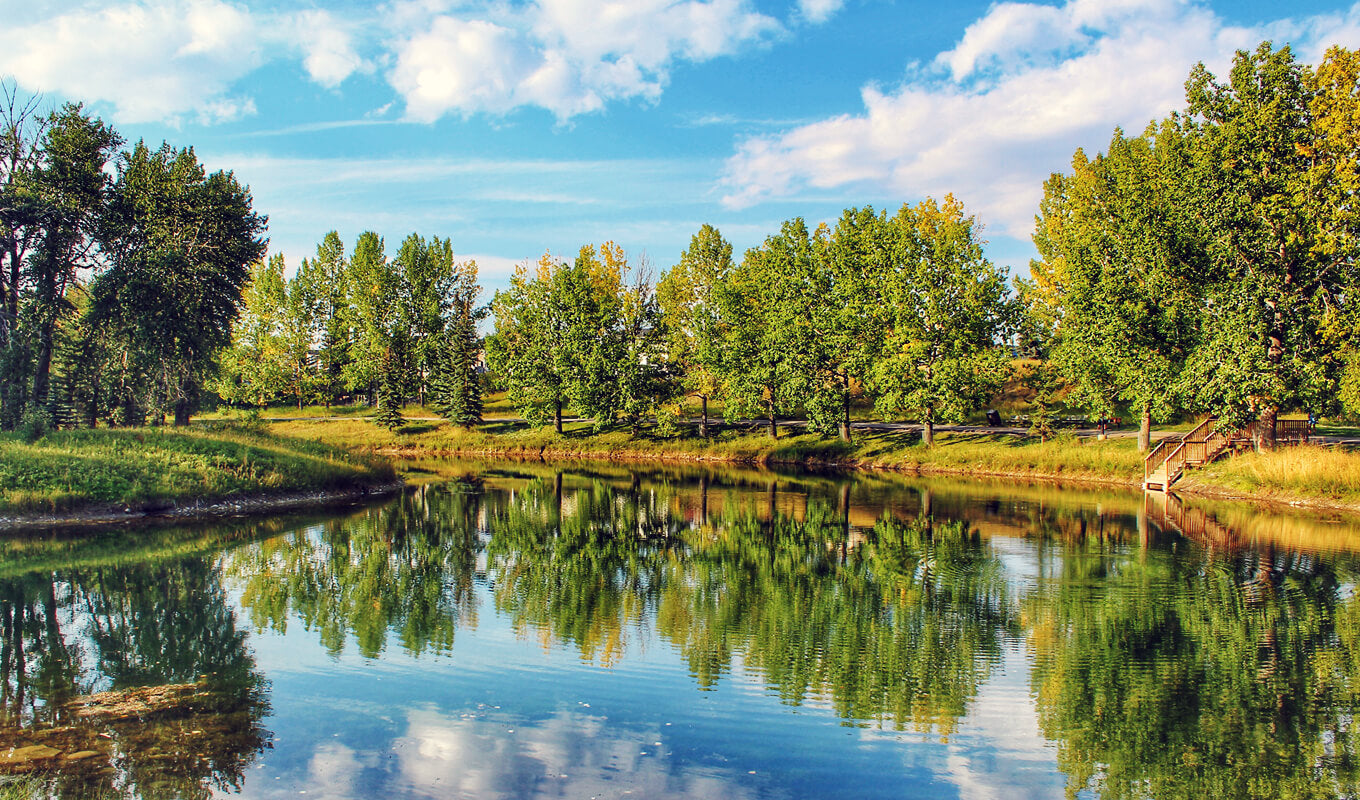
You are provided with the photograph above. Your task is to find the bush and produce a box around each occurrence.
[17,407,53,443]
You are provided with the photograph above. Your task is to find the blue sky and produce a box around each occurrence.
[3,0,1358,293]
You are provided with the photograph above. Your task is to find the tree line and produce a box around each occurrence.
[213,230,483,429]
[1025,43,1360,450]
[490,42,1360,451]
[3,42,1357,451]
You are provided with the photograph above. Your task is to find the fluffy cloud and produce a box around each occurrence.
[0,0,794,125]
[0,0,374,123]
[721,0,1360,237]
[295,9,368,89]
[0,0,263,123]
[386,0,782,121]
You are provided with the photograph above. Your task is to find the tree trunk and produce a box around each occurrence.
[1260,297,1284,452]
[32,329,52,411]
[768,401,777,439]
[1256,405,1278,451]
[839,392,851,442]
[922,408,934,448]
[554,399,563,434]
[699,395,708,438]
[1138,406,1152,453]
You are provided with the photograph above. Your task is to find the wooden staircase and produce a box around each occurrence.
[1143,416,1313,492]
[1143,418,1235,492]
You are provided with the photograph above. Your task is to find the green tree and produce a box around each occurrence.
[293,232,353,407]
[1034,127,1202,451]
[658,224,733,437]
[1178,43,1358,446]
[93,141,267,425]
[430,259,484,428]
[214,256,288,408]
[24,104,121,414]
[720,219,819,438]
[343,232,396,404]
[868,196,1012,446]
[374,330,409,431]
[487,253,572,432]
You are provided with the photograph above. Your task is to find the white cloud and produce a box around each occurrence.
[720,0,1360,238]
[0,0,375,123]
[0,0,264,123]
[385,0,782,121]
[798,0,845,24]
[295,9,368,88]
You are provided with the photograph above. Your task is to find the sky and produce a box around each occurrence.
[3,0,1359,294]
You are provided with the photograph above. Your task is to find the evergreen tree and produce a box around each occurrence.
[431,260,483,428]
[375,334,408,431]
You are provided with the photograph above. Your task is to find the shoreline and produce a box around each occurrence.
[369,442,1360,517]
[5,422,1358,529]
[0,480,405,532]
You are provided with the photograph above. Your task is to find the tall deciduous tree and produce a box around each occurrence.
[658,224,733,437]
[720,219,820,438]
[1178,43,1357,447]
[868,197,1012,447]
[25,105,120,414]
[1033,127,1203,452]
[93,141,267,425]
[214,255,287,408]
[294,232,353,407]
[343,232,396,404]
[488,253,572,432]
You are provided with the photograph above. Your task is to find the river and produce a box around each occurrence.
[3,459,1360,799]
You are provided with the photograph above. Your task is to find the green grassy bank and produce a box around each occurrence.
[264,415,1360,509]
[0,425,397,516]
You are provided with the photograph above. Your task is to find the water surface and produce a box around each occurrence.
[4,461,1360,799]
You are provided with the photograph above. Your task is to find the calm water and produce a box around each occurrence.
[5,461,1360,799]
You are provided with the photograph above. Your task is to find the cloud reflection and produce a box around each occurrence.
[394,707,758,799]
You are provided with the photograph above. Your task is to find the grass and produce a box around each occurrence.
[0,424,396,514]
[1189,445,1360,503]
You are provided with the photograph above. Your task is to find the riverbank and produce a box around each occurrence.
[0,425,398,527]
[268,416,1360,513]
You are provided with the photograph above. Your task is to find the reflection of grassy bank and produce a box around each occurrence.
[0,425,396,515]
[267,416,1360,509]
[270,417,1144,481]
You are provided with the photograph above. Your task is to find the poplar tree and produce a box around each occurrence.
[487,253,571,432]
[1032,127,1202,452]
[93,141,267,425]
[658,224,732,437]
[1178,43,1358,447]
[720,219,818,439]
[867,197,1011,447]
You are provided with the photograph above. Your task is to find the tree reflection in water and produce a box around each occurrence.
[0,557,269,799]
[8,466,1360,799]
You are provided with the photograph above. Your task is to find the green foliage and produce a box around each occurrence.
[719,219,820,437]
[658,224,733,434]
[1036,127,1200,445]
[374,334,409,431]
[867,197,1013,445]
[430,260,484,428]
[1024,362,1061,442]
[91,140,267,425]
[489,244,670,432]
[1175,44,1357,435]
